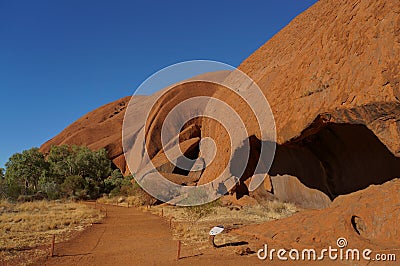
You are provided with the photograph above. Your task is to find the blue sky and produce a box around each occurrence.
[0,0,317,168]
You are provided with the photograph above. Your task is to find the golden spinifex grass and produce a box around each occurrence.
[0,199,103,259]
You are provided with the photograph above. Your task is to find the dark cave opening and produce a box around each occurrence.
[230,135,262,199]
[232,123,400,200]
[171,118,203,176]
[172,142,200,176]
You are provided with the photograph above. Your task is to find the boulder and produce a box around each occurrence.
[235,178,400,251]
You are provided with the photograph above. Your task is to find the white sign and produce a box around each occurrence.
[209,225,224,236]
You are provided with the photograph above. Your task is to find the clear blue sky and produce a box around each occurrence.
[0,0,317,168]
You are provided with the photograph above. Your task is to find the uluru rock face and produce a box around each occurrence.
[41,0,400,209]
[40,71,231,177]
[237,0,400,149]
[199,0,400,207]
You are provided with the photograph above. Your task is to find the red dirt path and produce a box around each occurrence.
[37,203,264,266]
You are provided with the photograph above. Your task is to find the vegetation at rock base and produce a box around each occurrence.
[0,145,141,201]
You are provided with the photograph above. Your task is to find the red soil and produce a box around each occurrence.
[36,203,263,266]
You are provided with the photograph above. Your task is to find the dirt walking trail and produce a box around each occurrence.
[39,203,266,266]
[42,203,177,265]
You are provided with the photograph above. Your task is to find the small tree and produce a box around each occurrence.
[38,175,61,200]
[5,148,49,196]
[71,146,111,183]
[48,145,111,184]
[46,145,112,198]
[70,146,111,198]
[47,145,73,184]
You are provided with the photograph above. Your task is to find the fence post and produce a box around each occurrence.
[209,235,217,248]
[177,240,181,260]
[50,235,55,257]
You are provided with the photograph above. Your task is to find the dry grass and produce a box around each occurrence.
[97,193,155,207]
[96,195,299,253]
[0,199,103,265]
[146,200,298,250]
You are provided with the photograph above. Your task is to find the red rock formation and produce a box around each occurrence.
[200,0,400,207]
[40,71,231,177]
[234,178,400,253]
[41,0,400,209]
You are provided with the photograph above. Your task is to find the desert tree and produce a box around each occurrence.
[47,145,112,198]
[5,148,49,196]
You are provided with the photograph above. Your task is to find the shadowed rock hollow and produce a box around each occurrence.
[232,121,400,209]
[235,178,400,253]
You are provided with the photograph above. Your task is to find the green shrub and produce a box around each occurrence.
[61,175,87,198]
[38,176,61,200]
[104,170,137,197]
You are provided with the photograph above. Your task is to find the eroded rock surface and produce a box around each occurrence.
[41,0,400,209]
[200,0,400,207]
